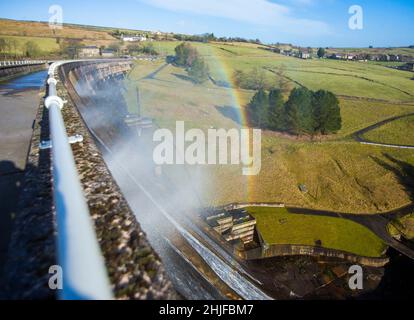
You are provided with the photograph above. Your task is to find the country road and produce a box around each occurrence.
[353,112,414,149]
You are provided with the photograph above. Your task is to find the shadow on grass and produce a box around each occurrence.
[171,73,197,84]
[372,153,414,203]
[215,105,242,126]
[360,154,414,300]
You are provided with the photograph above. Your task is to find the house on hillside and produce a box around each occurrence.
[389,54,400,61]
[79,46,100,58]
[283,49,294,56]
[299,51,311,59]
[270,47,281,54]
[101,49,116,58]
[122,34,147,42]
[329,53,342,60]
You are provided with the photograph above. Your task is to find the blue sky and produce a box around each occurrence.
[0,0,412,47]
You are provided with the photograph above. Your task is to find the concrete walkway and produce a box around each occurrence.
[0,87,42,277]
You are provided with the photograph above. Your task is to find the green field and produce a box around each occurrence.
[0,35,60,55]
[246,207,387,258]
[153,41,414,103]
[363,115,414,146]
[127,42,414,213]
[0,19,121,57]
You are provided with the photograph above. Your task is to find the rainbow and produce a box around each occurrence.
[207,51,256,203]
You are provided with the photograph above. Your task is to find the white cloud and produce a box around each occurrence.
[140,0,331,36]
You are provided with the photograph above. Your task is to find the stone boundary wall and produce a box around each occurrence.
[0,63,47,81]
[222,202,286,210]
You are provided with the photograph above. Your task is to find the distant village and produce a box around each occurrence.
[72,29,414,73]
[262,46,414,71]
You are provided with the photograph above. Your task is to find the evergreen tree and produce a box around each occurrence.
[268,89,285,130]
[312,90,341,134]
[285,87,315,134]
[248,89,269,128]
[317,47,326,58]
[174,42,197,67]
[188,56,209,84]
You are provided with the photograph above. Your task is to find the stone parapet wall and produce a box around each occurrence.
[2,60,177,300]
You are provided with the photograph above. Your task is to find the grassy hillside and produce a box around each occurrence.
[0,18,121,57]
[0,35,60,56]
[247,207,386,258]
[3,18,411,213]
[154,41,414,103]
[0,18,116,40]
[128,42,414,213]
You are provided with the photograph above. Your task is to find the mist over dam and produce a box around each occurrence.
[62,60,272,300]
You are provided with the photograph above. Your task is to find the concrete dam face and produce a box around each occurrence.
[55,60,232,300]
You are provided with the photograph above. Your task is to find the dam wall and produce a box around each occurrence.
[3,60,176,299]
[0,63,47,81]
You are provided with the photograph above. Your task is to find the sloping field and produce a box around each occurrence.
[128,43,414,213]
[0,18,116,40]
[0,35,60,55]
[154,41,414,103]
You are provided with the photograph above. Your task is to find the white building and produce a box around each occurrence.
[122,34,147,42]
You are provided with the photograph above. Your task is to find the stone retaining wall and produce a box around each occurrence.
[0,64,46,81]
[220,203,389,267]
[237,244,389,267]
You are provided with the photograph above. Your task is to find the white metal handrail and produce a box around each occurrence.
[0,60,46,67]
[46,61,113,300]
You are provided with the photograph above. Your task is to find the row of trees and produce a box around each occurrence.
[248,87,341,135]
[126,43,158,56]
[0,38,42,58]
[174,43,209,84]
[173,33,261,45]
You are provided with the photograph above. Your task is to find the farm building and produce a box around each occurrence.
[122,34,147,42]
[101,49,116,58]
[299,51,311,59]
[78,46,100,58]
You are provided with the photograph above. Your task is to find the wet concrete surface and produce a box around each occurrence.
[0,70,47,284]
